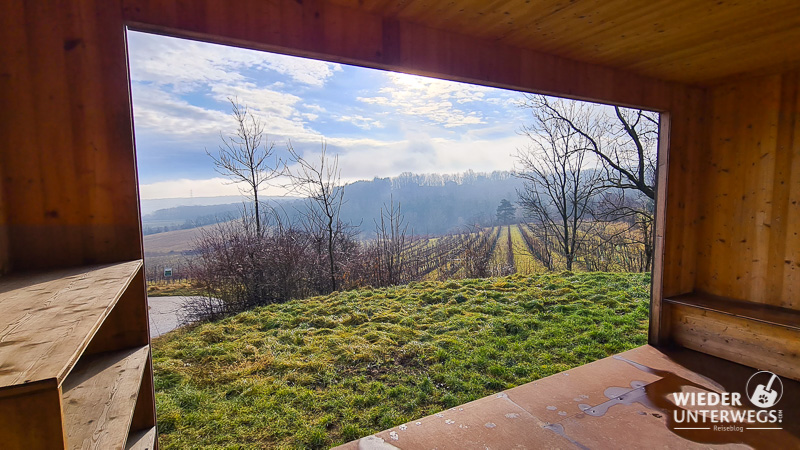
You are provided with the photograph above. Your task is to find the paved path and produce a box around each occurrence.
[147,296,202,339]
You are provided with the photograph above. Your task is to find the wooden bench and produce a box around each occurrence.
[664,292,800,381]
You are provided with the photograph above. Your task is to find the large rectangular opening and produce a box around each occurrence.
[126,29,665,448]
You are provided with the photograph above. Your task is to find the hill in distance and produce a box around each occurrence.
[142,170,526,237]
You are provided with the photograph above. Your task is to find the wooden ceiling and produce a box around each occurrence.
[326,0,800,85]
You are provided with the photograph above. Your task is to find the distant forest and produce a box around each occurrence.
[142,170,525,236]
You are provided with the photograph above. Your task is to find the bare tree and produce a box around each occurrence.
[526,95,658,199]
[207,97,281,235]
[286,141,350,292]
[523,94,659,271]
[374,197,408,286]
[514,97,605,271]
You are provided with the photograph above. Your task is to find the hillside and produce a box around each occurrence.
[140,170,527,238]
[143,224,220,256]
[152,271,650,449]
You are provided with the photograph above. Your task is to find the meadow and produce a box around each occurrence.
[152,271,650,448]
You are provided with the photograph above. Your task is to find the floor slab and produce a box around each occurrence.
[335,345,800,449]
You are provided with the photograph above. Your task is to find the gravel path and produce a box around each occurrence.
[147,296,201,339]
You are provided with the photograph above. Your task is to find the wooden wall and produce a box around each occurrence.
[0,0,709,343]
[0,0,143,271]
[695,71,800,310]
[0,171,8,275]
[659,90,709,298]
[120,0,714,345]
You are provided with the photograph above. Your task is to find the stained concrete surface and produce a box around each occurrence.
[147,295,198,338]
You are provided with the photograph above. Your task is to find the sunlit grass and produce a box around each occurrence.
[147,280,205,297]
[153,271,650,449]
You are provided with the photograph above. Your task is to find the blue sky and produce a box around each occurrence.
[127,31,531,200]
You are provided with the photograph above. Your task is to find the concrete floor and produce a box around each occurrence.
[147,296,200,338]
[335,345,800,449]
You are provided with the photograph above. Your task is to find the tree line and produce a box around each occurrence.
[183,95,658,322]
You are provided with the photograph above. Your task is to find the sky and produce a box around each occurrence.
[127,31,532,200]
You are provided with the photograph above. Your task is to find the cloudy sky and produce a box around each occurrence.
[127,31,531,200]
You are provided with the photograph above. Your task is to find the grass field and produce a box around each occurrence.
[152,271,650,449]
[147,280,205,297]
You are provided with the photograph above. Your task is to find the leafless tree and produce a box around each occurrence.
[525,95,658,199]
[374,197,409,286]
[514,97,605,270]
[523,94,659,271]
[286,141,350,292]
[206,97,281,235]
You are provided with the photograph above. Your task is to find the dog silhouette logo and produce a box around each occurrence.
[746,371,783,409]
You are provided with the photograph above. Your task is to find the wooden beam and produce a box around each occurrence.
[648,112,671,345]
[121,0,687,111]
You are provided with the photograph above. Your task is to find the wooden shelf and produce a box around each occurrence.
[0,260,155,449]
[665,291,800,380]
[126,427,156,450]
[664,291,800,331]
[62,346,150,449]
[0,261,143,389]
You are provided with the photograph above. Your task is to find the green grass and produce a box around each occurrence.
[147,280,205,297]
[153,271,651,449]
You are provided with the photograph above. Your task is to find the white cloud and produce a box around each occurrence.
[287,132,528,183]
[131,85,234,141]
[303,104,327,113]
[127,31,341,89]
[139,177,290,200]
[131,80,324,144]
[357,72,495,128]
[334,114,384,130]
[128,31,534,197]
[127,31,338,144]
[257,55,342,87]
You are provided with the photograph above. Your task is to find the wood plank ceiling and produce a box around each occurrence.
[326,0,800,85]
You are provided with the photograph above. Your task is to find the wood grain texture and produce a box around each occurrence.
[0,379,67,450]
[62,346,150,450]
[84,269,149,356]
[323,0,800,85]
[129,357,157,432]
[121,0,690,112]
[669,303,800,381]
[695,71,800,309]
[0,261,142,388]
[659,89,708,299]
[0,177,8,275]
[665,292,800,331]
[0,0,143,271]
[126,427,156,450]
[648,113,671,345]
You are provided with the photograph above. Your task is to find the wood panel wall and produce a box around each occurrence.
[0,0,708,342]
[0,0,143,271]
[121,0,683,111]
[120,0,708,345]
[659,90,708,298]
[695,71,800,310]
[0,172,8,275]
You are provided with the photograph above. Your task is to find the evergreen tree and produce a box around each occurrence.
[496,199,516,224]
